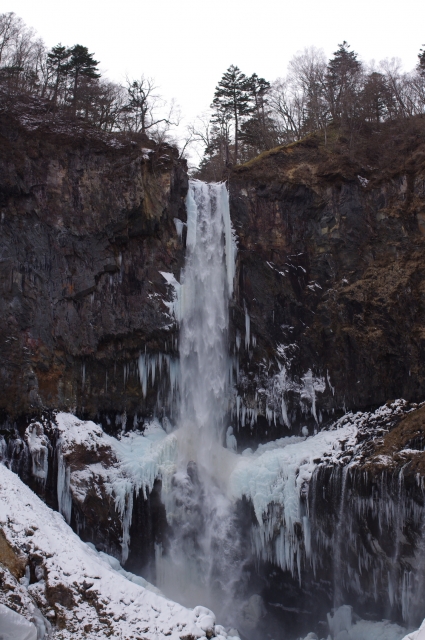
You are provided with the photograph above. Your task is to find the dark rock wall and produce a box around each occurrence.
[0,114,187,425]
[229,137,425,441]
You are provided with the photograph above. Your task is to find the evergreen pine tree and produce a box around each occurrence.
[47,44,70,106]
[212,65,253,164]
[67,45,100,115]
[239,73,274,156]
[326,41,362,124]
[249,73,270,125]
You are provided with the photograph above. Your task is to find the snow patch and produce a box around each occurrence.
[0,464,239,640]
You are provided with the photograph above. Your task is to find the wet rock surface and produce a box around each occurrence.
[229,132,425,442]
[0,112,187,425]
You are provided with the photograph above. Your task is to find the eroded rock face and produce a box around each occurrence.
[229,136,425,444]
[0,113,187,425]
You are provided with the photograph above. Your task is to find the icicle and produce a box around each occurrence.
[138,354,147,398]
[220,184,237,296]
[174,217,185,239]
[121,488,134,564]
[57,440,72,524]
[244,303,250,349]
[281,397,290,428]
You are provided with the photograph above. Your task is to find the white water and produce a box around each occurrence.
[177,180,235,471]
[155,180,243,622]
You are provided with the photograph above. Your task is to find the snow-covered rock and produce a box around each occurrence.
[327,605,406,640]
[0,463,239,639]
[53,412,178,562]
[401,620,425,640]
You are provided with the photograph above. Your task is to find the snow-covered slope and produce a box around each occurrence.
[0,463,239,640]
[401,620,425,640]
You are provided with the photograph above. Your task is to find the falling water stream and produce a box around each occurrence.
[155,180,245,625]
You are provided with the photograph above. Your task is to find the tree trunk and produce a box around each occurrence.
[72,71,79,117]
[234,107,238,165]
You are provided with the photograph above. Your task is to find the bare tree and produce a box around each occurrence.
[0,12,23,66]
[269,78,306,142]
[288,47,328,133]
[0,12,43,93]
[378,58,411,118]
[121,76,180,141]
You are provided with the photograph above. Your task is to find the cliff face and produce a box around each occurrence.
[0,113,187,425]
[229,128,425,443]
[3,115,424,437]
[2,117,425,638]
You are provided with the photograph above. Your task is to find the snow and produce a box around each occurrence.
[160,271,182,322]
[89,545,162,595]
[327,605,407,640]
[402,620,425,640]
[357,175,369,187]
[0,463,240,640]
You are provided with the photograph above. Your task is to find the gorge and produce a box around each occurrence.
[1,106,425,640]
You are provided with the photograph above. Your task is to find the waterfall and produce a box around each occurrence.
[177,180,235,472]
[155,180,243,622]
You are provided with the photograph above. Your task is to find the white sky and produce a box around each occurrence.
[4,0,425,128]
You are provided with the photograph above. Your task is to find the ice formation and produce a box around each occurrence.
[0,463,240,640]
[25,422,49,484]
[229,425,358,579]
[54,412,178,562]
[0,604,38,640]
[3,177,424,638]
[33,399,424,633]
[325,605,407,640]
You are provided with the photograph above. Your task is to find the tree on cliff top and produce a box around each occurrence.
[325,41,362,125]
[121,76,180,142]
[47,44,70,106]
[240,74,275,155]
[212,65,253,165]
[67,45,100,115]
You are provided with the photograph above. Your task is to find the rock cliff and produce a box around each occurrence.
[2,112,425,639]
[0,111,187,426]
[229,124,425,445]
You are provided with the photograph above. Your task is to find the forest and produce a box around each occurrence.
[1,10,425,178]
